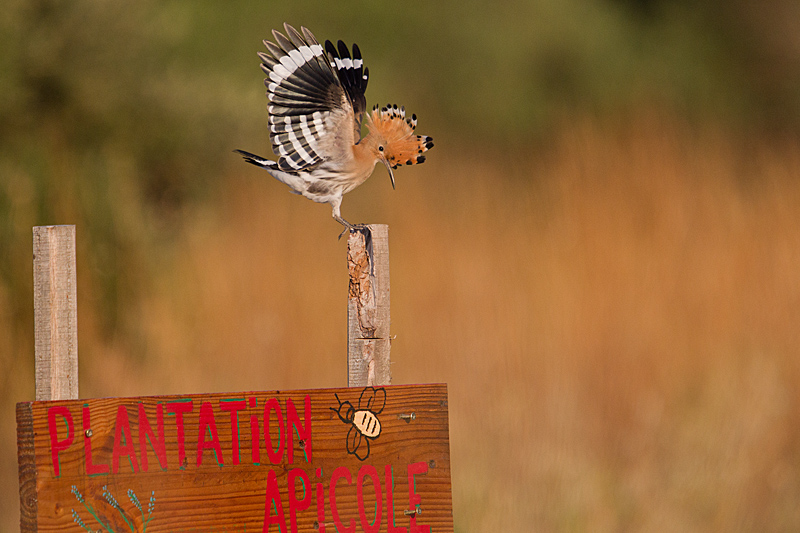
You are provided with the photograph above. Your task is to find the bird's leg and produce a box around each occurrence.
[334,215,370,241]
[333,213,353,229]
[332,202,366,239]
[333,213,354,240]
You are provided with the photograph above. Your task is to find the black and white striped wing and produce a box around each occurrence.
[325,39,370,136]
[260,24,351,172]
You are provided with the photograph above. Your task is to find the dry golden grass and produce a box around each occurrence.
[4,115,800,531]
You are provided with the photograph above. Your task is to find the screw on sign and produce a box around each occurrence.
[19,386,452,532]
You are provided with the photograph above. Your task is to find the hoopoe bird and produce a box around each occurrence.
[235,24,433,232]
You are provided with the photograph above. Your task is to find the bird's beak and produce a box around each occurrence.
[382,158,395,190]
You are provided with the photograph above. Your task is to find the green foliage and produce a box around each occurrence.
[2,2,800,529]
[0,0,798,344]
[0,0,245,342]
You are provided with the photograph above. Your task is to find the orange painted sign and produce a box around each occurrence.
[17,384,453,533]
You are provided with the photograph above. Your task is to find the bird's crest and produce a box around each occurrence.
[237,24,435,230]
[367,104,434,169]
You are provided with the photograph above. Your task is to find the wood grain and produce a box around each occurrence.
[17,402,38,532]
[33,225,78,401]
[347,225,391,387]
[17,384,452,533]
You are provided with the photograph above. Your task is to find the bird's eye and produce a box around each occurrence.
[378,145,384,152]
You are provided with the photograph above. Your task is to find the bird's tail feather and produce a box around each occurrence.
[234,149,275,168]
[234,149,307,194]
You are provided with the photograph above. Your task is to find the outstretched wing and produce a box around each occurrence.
[259,24,356,172]
[359,386,387,415]
[325,39,370,137]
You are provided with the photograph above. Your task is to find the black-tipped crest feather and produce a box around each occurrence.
[235,24,433,231]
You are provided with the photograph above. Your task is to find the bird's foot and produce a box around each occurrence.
[337,223,369,241]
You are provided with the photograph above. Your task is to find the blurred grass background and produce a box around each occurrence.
[3,0,800,530]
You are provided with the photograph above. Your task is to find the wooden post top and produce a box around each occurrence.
[347,225,391,387]
[33,225,78,401]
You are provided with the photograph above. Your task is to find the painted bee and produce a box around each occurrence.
[331,387,386,461]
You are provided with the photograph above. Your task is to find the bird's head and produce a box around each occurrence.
[363,104,433,189]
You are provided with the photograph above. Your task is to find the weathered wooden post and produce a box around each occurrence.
[32,225,78,401]
[18,222,455,533]
[346,224,391,387]
[19,225,79,529]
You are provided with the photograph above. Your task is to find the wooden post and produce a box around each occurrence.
[32,225,78,401]
[347,224,391,387]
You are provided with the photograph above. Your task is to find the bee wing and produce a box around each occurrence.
[355,438,370,461]
[346,426,363,456]
[359,387,387,415]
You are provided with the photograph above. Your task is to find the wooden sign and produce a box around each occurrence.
[17,384,453,533]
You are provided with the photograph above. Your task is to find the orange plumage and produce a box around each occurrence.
[235,24,434,231]
[365,105,434,171]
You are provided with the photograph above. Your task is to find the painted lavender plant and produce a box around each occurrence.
[71,485,155,533]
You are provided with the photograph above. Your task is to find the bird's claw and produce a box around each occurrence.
[337,223,369,240]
